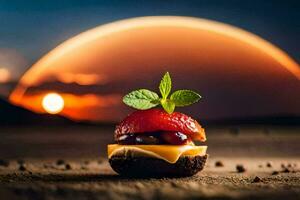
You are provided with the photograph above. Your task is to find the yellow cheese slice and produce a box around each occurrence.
[107,144,207,164]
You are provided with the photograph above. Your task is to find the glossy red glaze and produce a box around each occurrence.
[115,109,206,142]
[160,131,192,145]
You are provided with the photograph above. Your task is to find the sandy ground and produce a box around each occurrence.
[0,126,299,199]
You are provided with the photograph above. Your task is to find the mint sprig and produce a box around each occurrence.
[159,72,172,99]
[123,72,201,114]
[123,89,160,110]
[170,90,201,107]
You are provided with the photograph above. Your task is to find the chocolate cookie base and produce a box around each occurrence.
[109,154,207,178]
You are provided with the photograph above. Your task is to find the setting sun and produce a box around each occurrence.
[42,93,64,114]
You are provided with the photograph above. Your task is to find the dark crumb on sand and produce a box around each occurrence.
[282,168,290,173]
[266,162,272,168]
[65,164,72,170]
[252,176,262,183]
[19,164,26,171]
[0,159,9,167]
[272,171,279,175]
[236,164,246,173]
[215,161,224,167]
[56,159,65,165]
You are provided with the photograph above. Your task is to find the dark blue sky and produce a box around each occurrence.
[0,0,299,75]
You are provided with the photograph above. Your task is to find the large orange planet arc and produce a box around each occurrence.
[9,16,300,122]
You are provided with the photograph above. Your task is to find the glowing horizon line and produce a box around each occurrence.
[10,16,300,104]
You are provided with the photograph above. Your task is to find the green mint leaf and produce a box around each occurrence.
[159,72,172,99]
[170,90,201,107]
[123,89,160,110]
[161,99,175,114]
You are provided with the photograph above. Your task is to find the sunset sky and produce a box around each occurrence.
[0,0,299,82]
[8,16,300,122]
[1,1,299,123]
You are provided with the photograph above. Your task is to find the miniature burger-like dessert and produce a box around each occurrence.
[108,72,207,177]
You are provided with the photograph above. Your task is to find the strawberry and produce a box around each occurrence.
[115,109,206,142]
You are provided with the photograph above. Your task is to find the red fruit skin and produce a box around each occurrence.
[115,109,206,142]
[160,131,192,145]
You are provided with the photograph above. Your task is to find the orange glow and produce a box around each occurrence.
[9,16,300,92]
[9,16,300,122]
[21,92,122,121]
[56,73,107,85]
[0,68,11,83]
[42,93,64,114]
